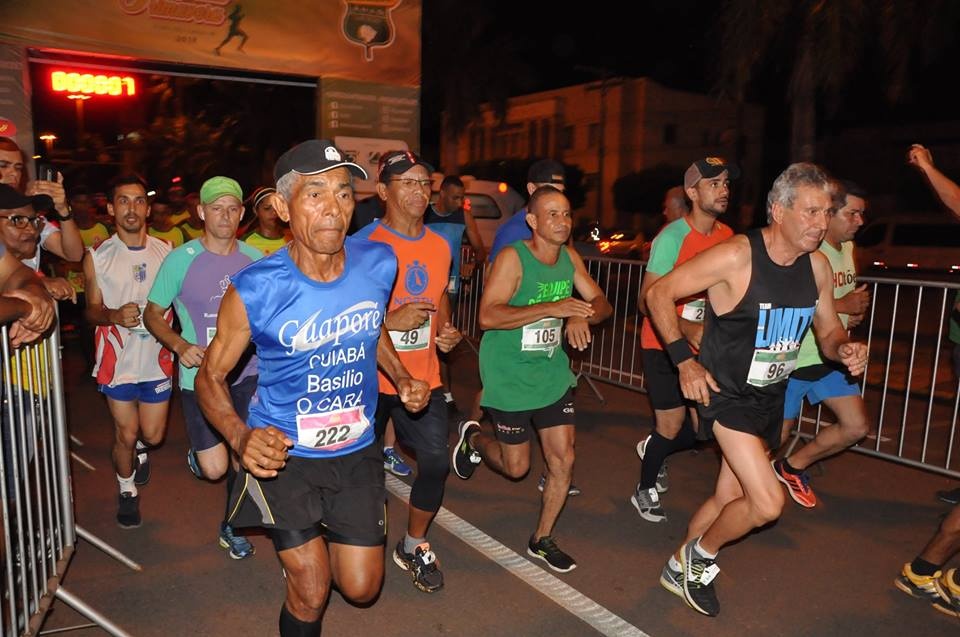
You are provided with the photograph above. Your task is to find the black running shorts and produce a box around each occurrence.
[374,389,449,455]
[641,348,686,411]
[227,442,386,547]
[486,389,575,445]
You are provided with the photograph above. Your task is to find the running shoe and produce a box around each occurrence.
[452,420,481,479]
[630,485,667,523]
[934,568,960,617]
[527,535,576,573]
[117,492,141,529]
[218,522,255,560]
[772,459,816,508]
[636,435,668,493]
[936,487,960,505]
[383,447,413,477]
[679,539,720,617]
[894,562,941,602]
[186,448,203,480]
[134,449,150,486]
[393,540,444,593]
[537,474,582,497]
[659,559,684,599]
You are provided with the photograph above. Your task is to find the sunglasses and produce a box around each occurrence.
[0,214,43,229]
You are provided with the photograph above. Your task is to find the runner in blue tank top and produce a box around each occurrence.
[195,140,430,637]
[646,163,868,618]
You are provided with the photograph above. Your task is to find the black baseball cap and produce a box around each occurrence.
[527,159,565,185]
[684,157,741,189]
[377,150,434,183]
[273,139,367,183]
[0,183,53,212]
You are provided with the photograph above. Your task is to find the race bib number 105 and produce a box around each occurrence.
[521,317,562,355]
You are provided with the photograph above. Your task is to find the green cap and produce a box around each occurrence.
[199,176,243,205]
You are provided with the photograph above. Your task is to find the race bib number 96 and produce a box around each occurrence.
[746,347,799,387]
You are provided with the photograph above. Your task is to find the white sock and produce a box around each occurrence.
[403,534,426,555]
[668,555,682,571]
[117,472,137,497]
[694,538,717,560]
[136,440,148,462]
[443,392,454,403]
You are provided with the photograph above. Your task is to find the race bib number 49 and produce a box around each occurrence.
[746,347,799,387]
[296,406,369,451]
[389,315,431,352]
[521,318,562,355]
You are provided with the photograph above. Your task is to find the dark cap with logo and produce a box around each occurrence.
[273,139,367,183]
[0,183,53,212]
[684,157,740,189]
[527,159,565,185]
[377,150,434,183]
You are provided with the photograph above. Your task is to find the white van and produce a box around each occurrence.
[855,214,960,275]
[430,175,525,250]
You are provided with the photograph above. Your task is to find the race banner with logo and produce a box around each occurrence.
[0,0,421,87]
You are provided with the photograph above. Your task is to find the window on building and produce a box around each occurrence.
[528,122,537,157]
[540,120,551,156]
[663,124,677,145]
[588,123,600,148]
[560,125,575,150]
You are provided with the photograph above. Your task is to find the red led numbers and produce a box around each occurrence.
[51,71,136,97]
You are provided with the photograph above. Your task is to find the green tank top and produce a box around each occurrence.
[479,241,576,411]
[796,240,856,370]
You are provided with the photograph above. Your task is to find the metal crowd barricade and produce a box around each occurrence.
[454,243,960,478]
[1,321,139,637]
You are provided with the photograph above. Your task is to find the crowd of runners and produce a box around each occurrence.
[1,134,959,634]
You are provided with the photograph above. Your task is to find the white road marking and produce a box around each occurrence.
[385,474,650,637]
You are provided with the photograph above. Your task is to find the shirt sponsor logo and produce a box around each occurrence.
[278,301,382,354]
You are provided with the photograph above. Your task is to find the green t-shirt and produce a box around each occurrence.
[479,241,576,411]
[796,240,857,370]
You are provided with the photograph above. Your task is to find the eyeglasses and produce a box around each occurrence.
[389,178,431,189]
[0,214,42,229]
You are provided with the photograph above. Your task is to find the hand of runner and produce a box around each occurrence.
[385,302,435,331]
[548,297,595,319]
[677,358,720,407]
[838,341,868,377]
[847,313,864,329]
[240,425,292,478]
[837,285,869,315]
[397,377,430,413]
[564,317,591,351]
[41,276,77,303]
[177,343,206,368]
[112,302,142,329]
[435,322,461,353]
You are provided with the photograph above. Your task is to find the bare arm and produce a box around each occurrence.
[462,209,487,264]
[569,247,611,325]
[83,251,139,328]
[376,324,431,412]
[144,301,205,367]
[478,246,594,330]
[26,177,84,261]
[909,144,960,219]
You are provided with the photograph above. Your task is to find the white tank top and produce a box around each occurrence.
[90,234,173,386]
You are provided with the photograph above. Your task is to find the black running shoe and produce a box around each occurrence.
[117,493,141,529]
[134,453,150,486]
[393,540,444,593]
[452,420,481,479]
[679,539,720,616]
[527,535,576,573]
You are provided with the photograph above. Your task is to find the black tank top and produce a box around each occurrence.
[699,228,818,400]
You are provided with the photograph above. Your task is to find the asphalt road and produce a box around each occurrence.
[36,337,960,636]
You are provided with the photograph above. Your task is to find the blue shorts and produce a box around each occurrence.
[783,371,859,420]
[99,378,173,403]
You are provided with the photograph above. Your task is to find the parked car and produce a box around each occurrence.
[596,230,646,259]
[855,214,960,275]
[430,175,525,250]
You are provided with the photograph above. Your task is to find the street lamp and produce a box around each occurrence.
[39,133,57,155]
